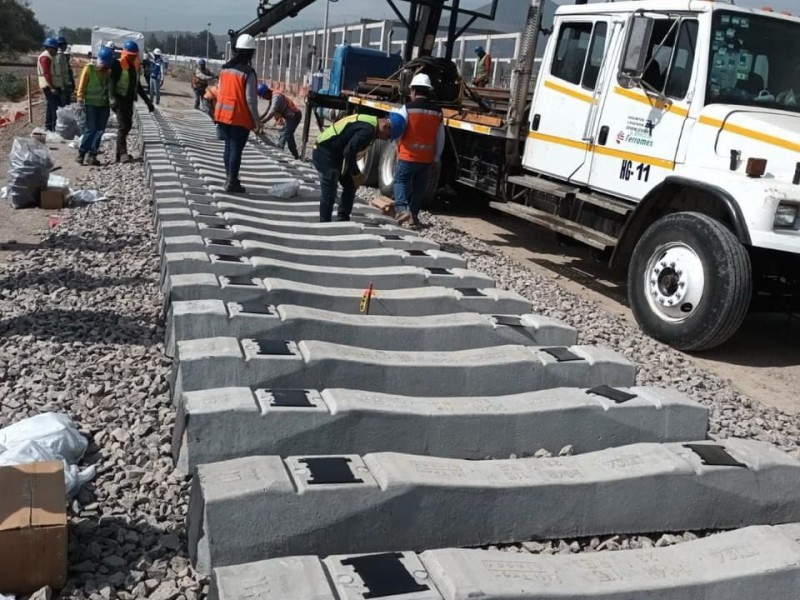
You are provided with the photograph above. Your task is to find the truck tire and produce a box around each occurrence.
[377,144,442,207]
[378,142,397,198]
[357,138,387,187]
[627,211,751,352]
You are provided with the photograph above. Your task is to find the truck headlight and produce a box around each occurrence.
[774,203,799,228]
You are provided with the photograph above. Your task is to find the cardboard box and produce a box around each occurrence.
[40,187,67,210]
[0,461,68,595]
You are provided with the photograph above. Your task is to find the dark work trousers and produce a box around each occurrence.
[279,111,302,159]
[78,105,110,158]
[218,123,250,184]
[393,159,431,217]
[114,99,134,160]
[194,87,206,110]
[313,147,355,222]
[43,87,60,131]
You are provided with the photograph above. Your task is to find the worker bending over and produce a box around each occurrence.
[193,59,215,111]
[214,34,260,194]
[76,46,115,166]
[312,114,397,222]
[393,73,445,226]
[257,83,302,159]
[109,40,154,163]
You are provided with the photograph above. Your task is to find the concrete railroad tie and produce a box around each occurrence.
[164,274,531,316]
[164,300,576,356]
[171,337,634,404]
[160,236,465,269]
[172,386,709,472]
[155,207,409,238]
[157,221,438,251]
[160,254,494,292]
[153,194,380,217]
[208,523,800,600]
[188,440,800,573]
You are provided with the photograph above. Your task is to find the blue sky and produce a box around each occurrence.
[28,0,800,33]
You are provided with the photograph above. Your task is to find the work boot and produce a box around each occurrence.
[86,155,101,167]
[396,211,413,225]
[75,154,85,165]
[225,180,246,194]
[119,153,132,164]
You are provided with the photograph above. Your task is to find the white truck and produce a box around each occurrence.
[350,0,800,351]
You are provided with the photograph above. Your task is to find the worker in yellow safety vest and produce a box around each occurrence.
[76,46,114,166]
[109,40,154,163]
[37,37,63,131]
[472,45,492,87]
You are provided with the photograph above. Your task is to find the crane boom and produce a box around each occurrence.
[229,0,321,44]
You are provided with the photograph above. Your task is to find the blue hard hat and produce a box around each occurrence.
[124,40,139,53]
[474,45,484,54]
[257,83,270,98]
[388,111,407,141]
[198,58,206,66]
[97,46,115,66]
[57,36,67,45]
[43,37,59,49]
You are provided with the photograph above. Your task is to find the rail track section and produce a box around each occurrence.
[138,106,800,599]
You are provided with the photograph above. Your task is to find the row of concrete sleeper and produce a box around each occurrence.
[138,106,800,599]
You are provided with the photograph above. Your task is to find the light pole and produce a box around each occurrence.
[206,23,211,59]
[321,0,339,72]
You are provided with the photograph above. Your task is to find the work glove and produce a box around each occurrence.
[110,98,119,111]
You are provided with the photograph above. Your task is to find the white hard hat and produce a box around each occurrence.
[236,34,257,50]
[410,73,433,89]
[154,48,162,55]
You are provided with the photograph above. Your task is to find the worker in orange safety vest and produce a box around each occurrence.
[393,73,445,227]
[214,34,260,193]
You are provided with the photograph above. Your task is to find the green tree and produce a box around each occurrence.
[58,27,92,44]
[0,0,47,53]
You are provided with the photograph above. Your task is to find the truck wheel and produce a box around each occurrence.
[357,138,387,187]
[627,211,751,352]
[378,142,397,198]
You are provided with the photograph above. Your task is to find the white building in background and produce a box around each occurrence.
[230,18,525,91]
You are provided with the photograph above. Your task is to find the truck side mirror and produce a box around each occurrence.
[619,16,654,85]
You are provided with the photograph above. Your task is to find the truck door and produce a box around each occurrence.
[587,17,699,199]
[523,16,610,184]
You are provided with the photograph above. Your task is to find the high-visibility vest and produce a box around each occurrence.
[37,50,55,90]
[115,65,132,98]
[474,53,491,81]
[397,99,442,163]
[215,65,255,129]
[316,114,377,145]
[53,52,67,89]
[83,65,110,107]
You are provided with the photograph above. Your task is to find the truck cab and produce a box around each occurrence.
[506,0,800,351]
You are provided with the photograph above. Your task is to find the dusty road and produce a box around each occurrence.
[437,209,800,415]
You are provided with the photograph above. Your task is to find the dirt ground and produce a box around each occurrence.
[3,77,797,416]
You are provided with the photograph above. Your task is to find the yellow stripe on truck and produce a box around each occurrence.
[612,86,690,117]
[543,80,597,104]
[527,131,675,170]
[699,115,800,153]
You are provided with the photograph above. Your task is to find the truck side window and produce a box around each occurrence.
[551,22,592,85]
[582,22,608,90]
[664,20,698,99]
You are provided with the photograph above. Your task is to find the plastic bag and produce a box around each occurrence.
[0,413,94,497]
[268,180,301,199]
[48,174,70,189]
[0,413,87,463]
[56,106,81,140]
[68,189,107,205]
[5,137,54,209]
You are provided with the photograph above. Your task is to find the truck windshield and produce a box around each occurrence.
[706,10,800,113]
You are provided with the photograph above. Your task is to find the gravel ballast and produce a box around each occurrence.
[0,125,797,597]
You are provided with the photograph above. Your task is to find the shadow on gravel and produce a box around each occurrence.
[65,513,190,597]
[0,310,156,344]
[0,268,149,292]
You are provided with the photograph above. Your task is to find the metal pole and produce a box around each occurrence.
[322,0,331,71]
[206,23,211,58]
[26,75,33,124]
